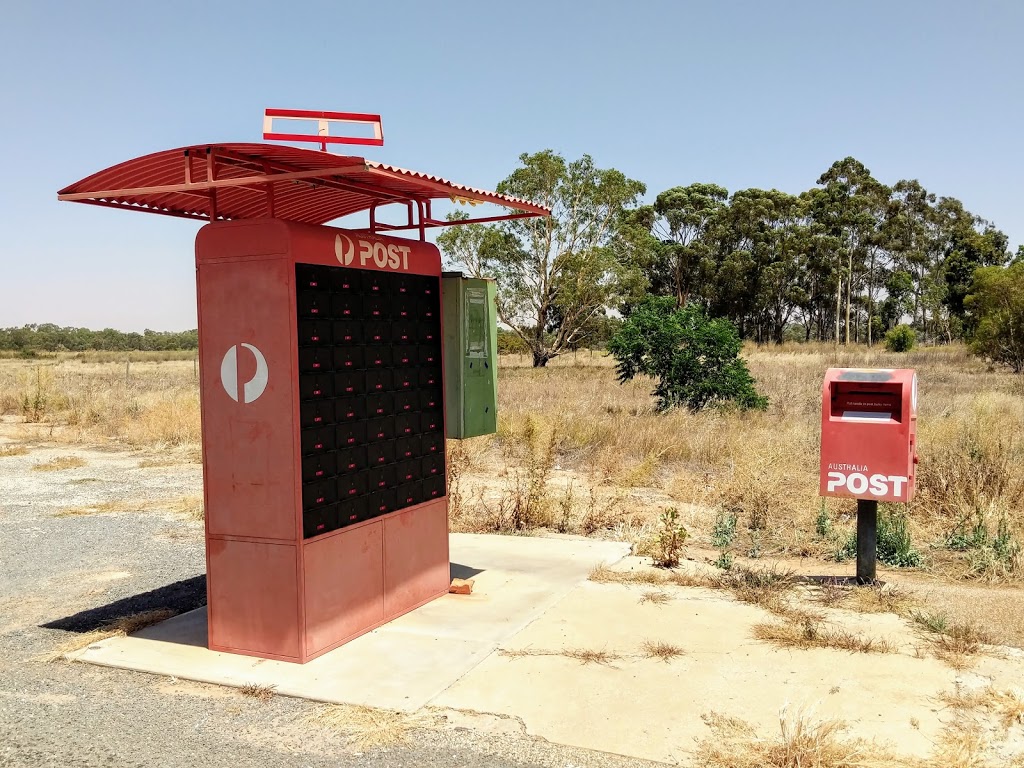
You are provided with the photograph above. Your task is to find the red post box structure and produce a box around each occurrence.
[58,125,549,662]
[819,368,918,583]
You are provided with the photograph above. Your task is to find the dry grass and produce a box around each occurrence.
[0,444,29,457]
[753,618,896,654]
[238,683,276,702]
[696,706,899,768]
[640,639,685,662]
[55,499,144,517]
[38,609,176,662]
[306,704,434,750]
[5,345,1022,581]
[940,684,1024,730]
[911,610,999,668]
[813,580,917,616]
[931,719,991,768]
[715,565,796,607]
[589,563,671,585]
[166,495,205,522]
[31,455,87,471]
[0,358,200,449]
[564,647,621,665]
[639,590,672,605]
[55,495,204,521]
[498,646,622,666]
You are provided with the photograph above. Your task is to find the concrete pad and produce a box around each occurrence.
[71,533,629,712]
[434,580,965,764]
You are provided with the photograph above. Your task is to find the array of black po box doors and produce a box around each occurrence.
[295,263,447,539]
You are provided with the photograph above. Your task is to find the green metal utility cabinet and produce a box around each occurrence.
[441,273,498,438]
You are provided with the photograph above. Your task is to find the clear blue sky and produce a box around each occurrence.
[1,0,1021,330]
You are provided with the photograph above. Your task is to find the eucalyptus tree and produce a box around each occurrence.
[438,150,645,367]
[633,183,728,306]
[814,158,890,344]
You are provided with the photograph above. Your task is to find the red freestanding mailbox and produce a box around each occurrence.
[57,125,549,662]
[819,368,918,504]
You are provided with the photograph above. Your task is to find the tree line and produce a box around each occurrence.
[0,324,198,352]
[438,151,1022,366]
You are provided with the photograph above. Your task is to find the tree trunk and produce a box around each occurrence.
[845,252,853,345]
[532,349,551,367]
[835,280,842,344]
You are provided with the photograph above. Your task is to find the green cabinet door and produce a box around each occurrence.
[441,273,498,439]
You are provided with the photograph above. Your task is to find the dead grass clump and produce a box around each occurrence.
[563,648,621,666]
[930,719,991,768]
[32,455,87,471]
[55,499,143,517]
[753,618,895,654]
[940,684,1024,730]
[589,563,668,585]
[239,683,276,702]
[815,580,916,616]
[0,444,29,457]
[167,495,204,522]
[56,496,203,521]
[498,646,621,666]
[912,611,999,667]
[38,609,176,662]
[639,590,672,605]
[696,707,894,768]
[816,579,849,608]
[307,704,432,750]
[713,564,817,622]
[484,423,558,532]
[640,639,685,662]
[137,456,185,468]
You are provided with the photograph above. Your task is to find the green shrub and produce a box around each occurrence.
[884,325,916,353]
[651,507,688,568]
[608,297,767,412]
[711,510,738,549]
[948,510,1022,578]
[966,262,1024,372]
[815,501,833,539]
[836,507,922,568]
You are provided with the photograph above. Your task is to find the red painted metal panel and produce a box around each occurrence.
[196,252,296,541]
[383,499,451,617]
[303,520,385,656]
[207,538,300,659]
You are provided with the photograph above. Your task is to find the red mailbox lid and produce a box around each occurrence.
[822,368,917,423]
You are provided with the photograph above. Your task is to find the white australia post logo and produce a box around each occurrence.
[220,343,269,404]
[335,233,411,271]
[825,463,908,497]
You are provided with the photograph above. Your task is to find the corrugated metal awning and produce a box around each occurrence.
[58,143,549,230]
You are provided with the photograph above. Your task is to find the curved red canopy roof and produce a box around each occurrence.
[58,143,549,232]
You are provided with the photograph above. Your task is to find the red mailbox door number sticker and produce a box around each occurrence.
[335,233,411,271]
[824,464,909,498]
[220,343,269,404]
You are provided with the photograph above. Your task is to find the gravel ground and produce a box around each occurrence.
[0,442,665,768]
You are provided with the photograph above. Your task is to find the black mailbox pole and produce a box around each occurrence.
[856,499,877,584]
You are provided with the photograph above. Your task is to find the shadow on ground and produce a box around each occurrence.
[450,562,484,581]
[41,575,207,633]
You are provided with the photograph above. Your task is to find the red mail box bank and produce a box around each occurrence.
[819,368,918,503]
[57,133,551,662]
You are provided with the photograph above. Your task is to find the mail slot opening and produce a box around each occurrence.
[829,382,903,422]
